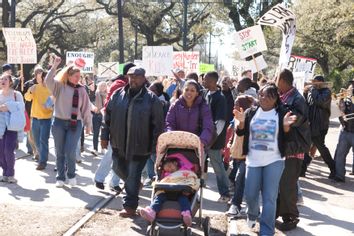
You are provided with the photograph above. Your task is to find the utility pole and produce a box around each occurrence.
[208,31,211,64]
[10,0,16,27]
[117,0,124,63]
[134,26,138,59]
[182,0,189,51]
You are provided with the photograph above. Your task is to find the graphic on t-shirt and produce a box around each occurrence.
[250,118,276,151]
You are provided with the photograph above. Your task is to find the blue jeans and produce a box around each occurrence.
[92,113,102,151]
[334,130,354,180]
[207,149,230,196]
[112,149,148,210]
[151,193,191,213]
[146,153,156,179]
[52,118,82,181]
[245,160,285,236]
[231,160,246,208]
[31,118,51,166]
[94,144,120,187]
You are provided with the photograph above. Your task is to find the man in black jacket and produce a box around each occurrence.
[203,71,230,203]
[276,69,311,231]
[101,66,164,217]
[301,75,335,178]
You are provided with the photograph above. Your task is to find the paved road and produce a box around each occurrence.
[1,121,353,236]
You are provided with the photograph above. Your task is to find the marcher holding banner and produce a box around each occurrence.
[46,56,92,188]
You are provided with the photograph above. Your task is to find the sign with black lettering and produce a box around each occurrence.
[288,55,317,81]
[66,51,95,73]
[234,25,267,59]
[143,46,173,76]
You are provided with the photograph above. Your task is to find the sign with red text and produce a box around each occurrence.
[288,55,317,81]
[234,25,267,59]
[258,4,296,67]
[2,28,37,64]
[143,46,173,76]
[173,51,200,75]
[66,51,95,73]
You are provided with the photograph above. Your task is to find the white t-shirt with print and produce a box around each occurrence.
[246,108,283,167]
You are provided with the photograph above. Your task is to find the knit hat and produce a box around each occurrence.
[123,62,136,75]
[2,64,12,72]
[313,75,325,82]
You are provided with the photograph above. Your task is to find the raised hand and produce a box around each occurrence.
[52,55,62,69]
[284,111,297,127]
[233,107,245,123]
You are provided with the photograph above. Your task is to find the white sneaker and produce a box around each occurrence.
[6,176,17,183]
[68,177,77,187]
[56,180,65,188]
[0,176,6,182]
[226,204,241,217]
[247,219,256,229]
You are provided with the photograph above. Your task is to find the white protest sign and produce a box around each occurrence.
[258,4,296,67]
[173,51,200,75]
[234,25,268,59]
[229,61,252,79]
[134,59,143,68]
[288,55,317,81]
[2,28,37,64]
[97,62,119,78]
[293,72,306,95]
[66,51,95,73]
[246,54,268,73]
[143,46,173,76]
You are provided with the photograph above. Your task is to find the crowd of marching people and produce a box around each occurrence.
[0,56,353,235]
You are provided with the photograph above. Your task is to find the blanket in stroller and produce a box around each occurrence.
[158,170,200,191]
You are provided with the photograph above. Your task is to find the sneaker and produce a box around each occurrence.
[56,180,65,188]
[91,150,98,156]
[297,196,304,206]
[143,178,153,187]
[226,204,241,217]
[247,219,256,229]
[68,177,77,187]
[6,176,17,183]
[217,195,230,203]
[0,176,7,182]
[181,210,192,227]
[332,176,345,183]
[139,207,156,223]
[95,181,105,190]
[110,185,122,194]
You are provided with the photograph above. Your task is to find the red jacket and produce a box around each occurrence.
[103,76,128,109]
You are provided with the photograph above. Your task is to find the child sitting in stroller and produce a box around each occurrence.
[140,153,199,227]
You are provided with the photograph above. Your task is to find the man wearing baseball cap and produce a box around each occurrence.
[101,66,164,217]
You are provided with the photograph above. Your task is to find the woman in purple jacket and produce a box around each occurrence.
[166,80,214,147]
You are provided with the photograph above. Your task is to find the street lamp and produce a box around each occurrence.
[117,0,124,63]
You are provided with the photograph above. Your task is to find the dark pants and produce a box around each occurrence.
[112,150,148,210]
[92,113,102,151]
[151,193,191,213]
[334,130,354,180]
[277,158,303,221]
[0,130,17,177]
[231,160,246,208]
[302,129,335,175]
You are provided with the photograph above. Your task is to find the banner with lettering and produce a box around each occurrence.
[173,51,200,75]
[66,51,95,73]
[287,55,317,81]
[234,25,268,59]
[258,4,296,67]
[143,46,173,76]
[2,28,37,64]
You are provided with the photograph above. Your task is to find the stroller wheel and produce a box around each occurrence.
[147,225,159,236]
[202,216,210,236]
[184,227,192,236]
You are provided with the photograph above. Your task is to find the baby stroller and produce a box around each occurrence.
[146,131,210,236]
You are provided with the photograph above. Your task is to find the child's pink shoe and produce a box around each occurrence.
[140,207,156,223]
[181,210,192,227]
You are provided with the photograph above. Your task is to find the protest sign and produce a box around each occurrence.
[245,54,268,73]
[199,63,215,74]
[133,59,143,68]
[143,46,173,76]
[97,62,119,78]
[258,4,296,67]
[234,25,268,59]
[2,28,37,64]
[66,51,95,73]
[288,55,317,81]
[228,61,252,79]
[173,51,200,75]
[293,72,306,95]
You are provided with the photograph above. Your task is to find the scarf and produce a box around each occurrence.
[67,81,80,130]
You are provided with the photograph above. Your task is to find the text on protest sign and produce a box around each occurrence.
[287,55,317,81]
[2,28,37,64]
[173,51,200,75]
[143,46,173,76]
[97,62,119,78]
[234,25,268,59]
[228,61,252,79]
[66,51,95,73]
[258,4,296,67]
